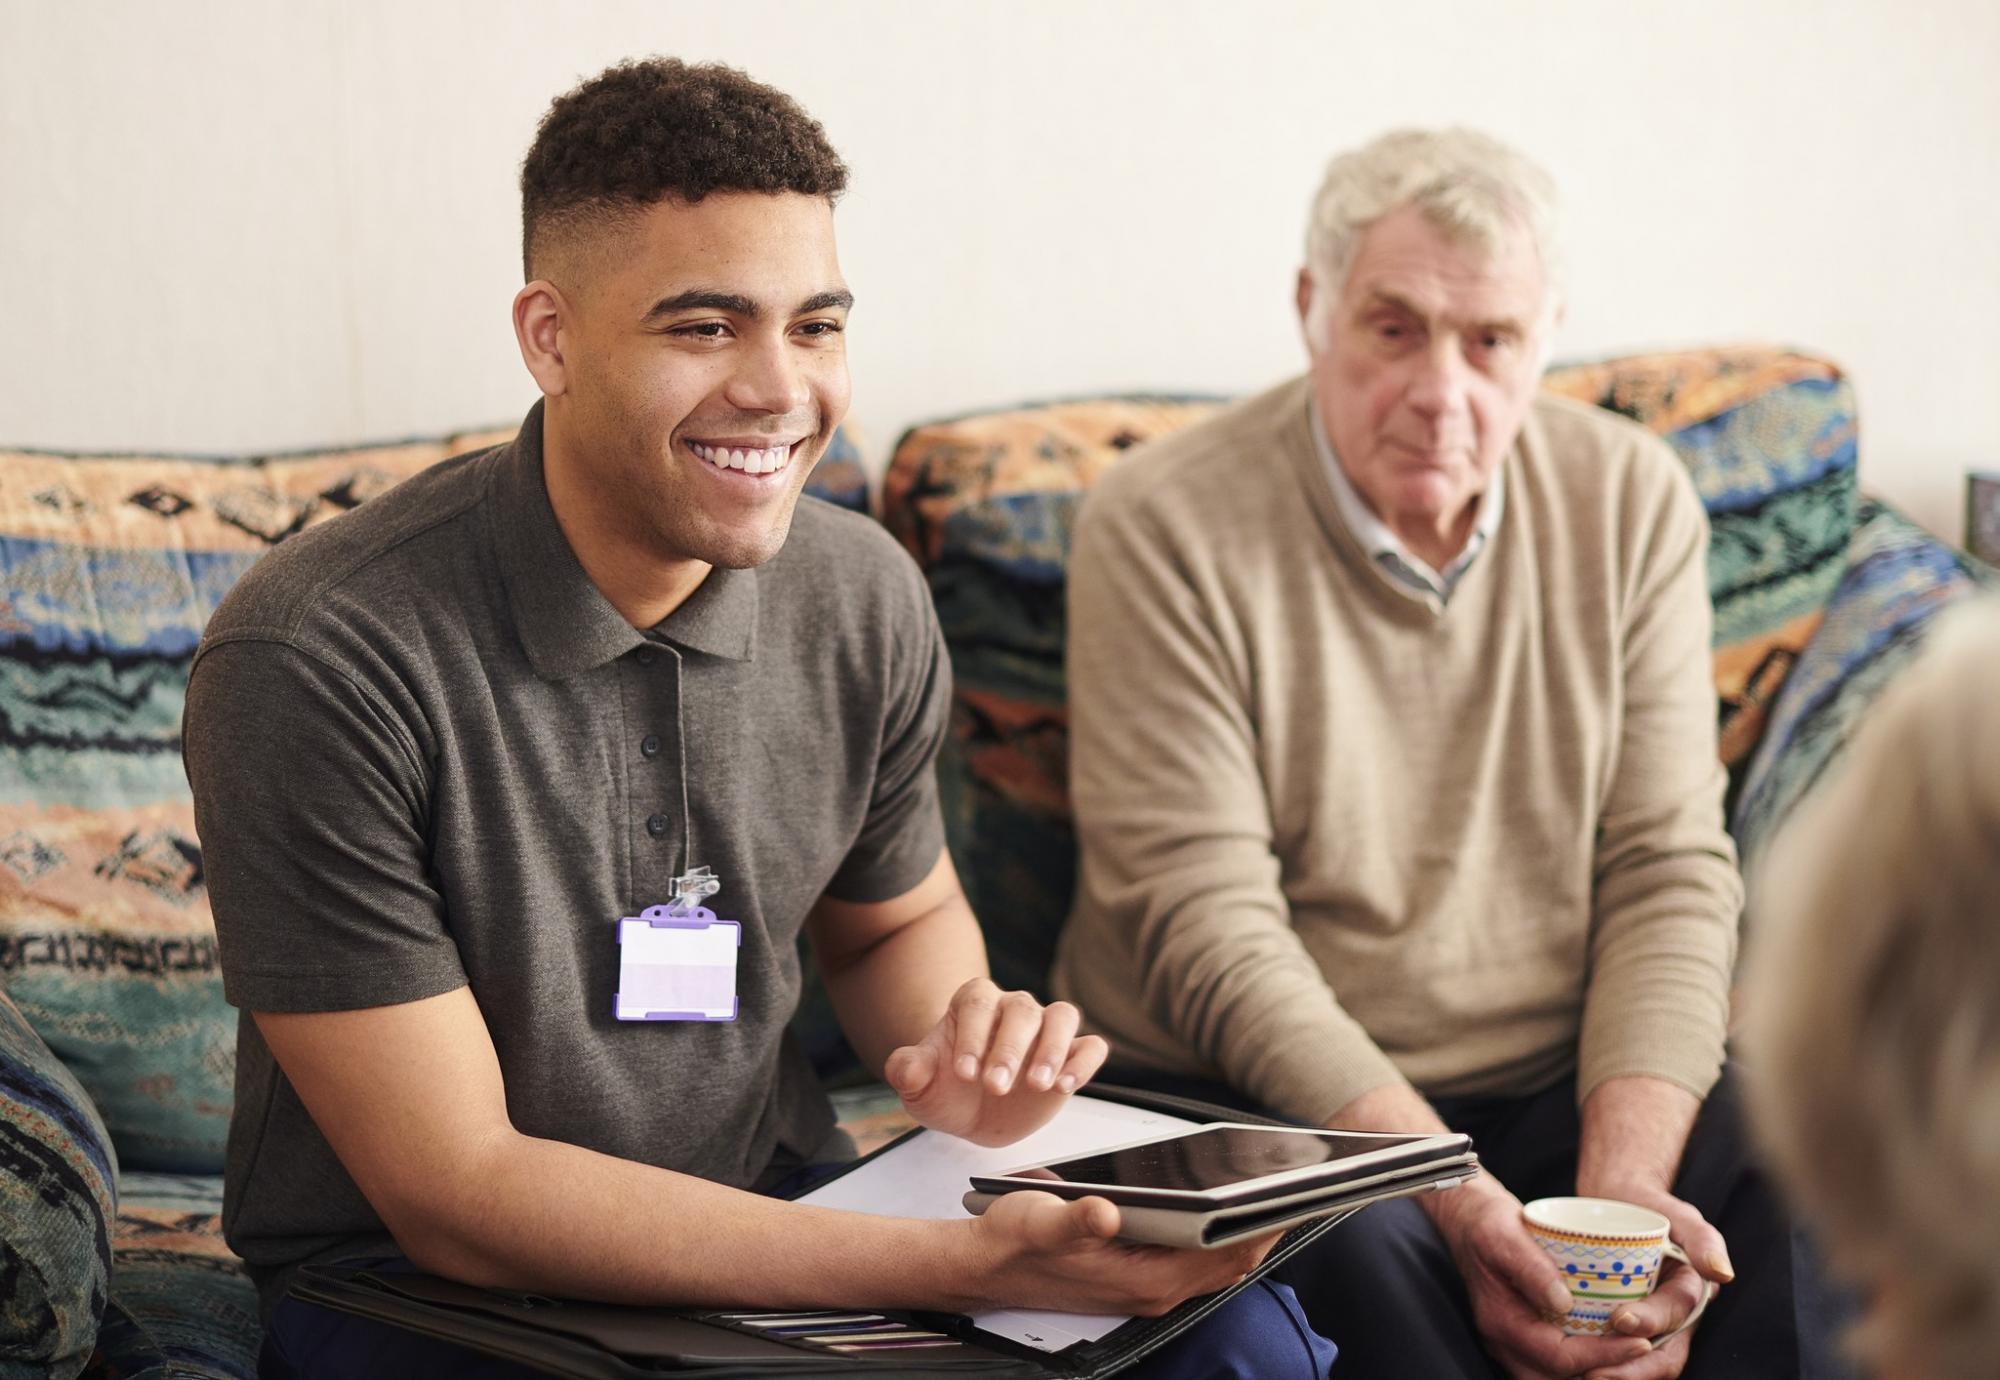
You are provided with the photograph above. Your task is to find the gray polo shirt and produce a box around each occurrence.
[184,404,949,1315]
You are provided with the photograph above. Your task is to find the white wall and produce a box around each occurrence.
[5,0,1996,541]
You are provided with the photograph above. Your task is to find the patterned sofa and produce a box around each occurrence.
[0,346,1987,1377]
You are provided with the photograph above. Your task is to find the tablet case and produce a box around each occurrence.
[963,1157,1477,1250]
[284,1085,1447,1378]
[962,1124,1477,1248]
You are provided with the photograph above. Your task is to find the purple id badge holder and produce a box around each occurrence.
[614,867,740,1022]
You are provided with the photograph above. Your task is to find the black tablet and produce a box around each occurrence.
[967,1123,1474,1210]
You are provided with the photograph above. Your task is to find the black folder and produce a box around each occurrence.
[287,1086,1447,1377]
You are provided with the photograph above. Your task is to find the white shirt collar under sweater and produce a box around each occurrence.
[1308,399,1505,605]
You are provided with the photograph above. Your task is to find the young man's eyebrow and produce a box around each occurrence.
[643,288,854,323]
[799,290,854,314]
[644,289,758,321]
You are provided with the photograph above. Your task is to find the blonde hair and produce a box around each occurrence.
[1303,127,1564,309]
[1744,597,2000,1378]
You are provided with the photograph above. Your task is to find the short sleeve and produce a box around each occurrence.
[184,636,466,1012]
[821,565,951,904]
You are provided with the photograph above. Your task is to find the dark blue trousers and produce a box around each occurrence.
[261,1253,1335,1379]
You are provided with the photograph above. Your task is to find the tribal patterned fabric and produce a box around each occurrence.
[0,437,451,1177]
[878,348,1863,995]
[80,1174,256,1380]
[1732,500,1996,898]
[879,396,1229,997]
[1543,347,1858,774]
[0,984,115,1380]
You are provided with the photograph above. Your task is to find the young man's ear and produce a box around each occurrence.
[513,281,572,398]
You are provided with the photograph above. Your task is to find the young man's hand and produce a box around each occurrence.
[955,1189,1276,1316]
[885,978,1108,1146]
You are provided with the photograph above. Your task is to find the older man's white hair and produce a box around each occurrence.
[1744,596,2000,1380]
[1303,127,1563,324]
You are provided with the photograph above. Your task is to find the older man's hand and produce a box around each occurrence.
[1565,1183,1726,1380]
[885,978,1109,1147]
[1431,1176,1657,1379]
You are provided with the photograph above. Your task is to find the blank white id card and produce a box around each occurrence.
[614,906,740,1022]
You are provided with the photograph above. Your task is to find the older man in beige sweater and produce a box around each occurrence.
[1054,131,1838,1380]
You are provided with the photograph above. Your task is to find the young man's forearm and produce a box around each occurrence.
[401,1126,983,1310]
[815,888,989,1074]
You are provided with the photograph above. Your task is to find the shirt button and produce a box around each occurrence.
[646,813,670,838]
[635,648,656,667]
[640,734,662,759]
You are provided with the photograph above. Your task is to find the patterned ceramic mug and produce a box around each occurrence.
[1521,1197,1713,1340]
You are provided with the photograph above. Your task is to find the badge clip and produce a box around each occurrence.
[613,867,739,1022]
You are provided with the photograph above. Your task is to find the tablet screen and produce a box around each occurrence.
[1019,1127,1436,1195]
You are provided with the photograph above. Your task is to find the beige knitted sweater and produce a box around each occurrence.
[1051,377,1741,1124]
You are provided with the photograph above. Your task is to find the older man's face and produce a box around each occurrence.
[1299,203,1551,561]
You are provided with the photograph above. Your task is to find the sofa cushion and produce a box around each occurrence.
[0,983,117,1380]
[1732,499,1995,892]
[880,396,1227,994]
[1542,347,1859,773]
[881,349,1860,993]
[0,440,449,1172]
[81,1173,257,1380]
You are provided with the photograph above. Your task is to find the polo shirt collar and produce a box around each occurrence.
[1306,397,1505,603]
[492,402,760,680]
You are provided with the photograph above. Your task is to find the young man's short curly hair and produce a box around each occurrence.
[520,58,849,280]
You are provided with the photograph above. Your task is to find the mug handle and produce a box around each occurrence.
[1649,1241,1715,1345]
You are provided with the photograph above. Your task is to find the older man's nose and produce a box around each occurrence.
[1406,341,1471,418]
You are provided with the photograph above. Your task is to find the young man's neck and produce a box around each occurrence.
[540,418,711,630]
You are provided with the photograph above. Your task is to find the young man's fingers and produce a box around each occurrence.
[884,1042,936,1102]
[947,980,1002,1082]
[1068,1195,1120,1243]
[1055,1034,1109,1094]
[1008,1192,1117,1249]
[981,991,1048,1093]
[1022,1001,1081,1091]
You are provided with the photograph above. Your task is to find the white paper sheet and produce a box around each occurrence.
[795,1094,1200,1350]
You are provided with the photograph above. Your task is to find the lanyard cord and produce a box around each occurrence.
[661,641,694,878]
[677,655,693,878]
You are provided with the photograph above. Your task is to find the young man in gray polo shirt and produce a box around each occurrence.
[183,59,1335,1379]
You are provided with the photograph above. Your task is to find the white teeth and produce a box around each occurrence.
[690,441,792,475]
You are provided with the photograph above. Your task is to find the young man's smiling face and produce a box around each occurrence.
[522,191,851,617]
